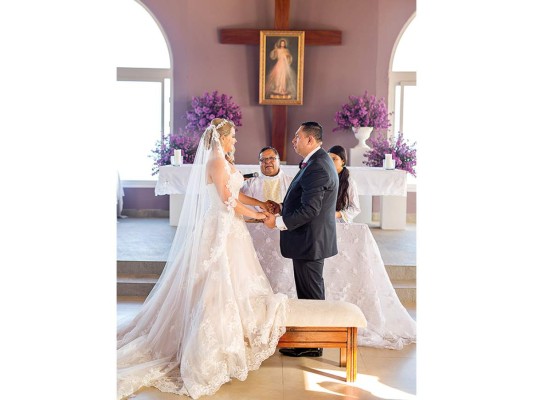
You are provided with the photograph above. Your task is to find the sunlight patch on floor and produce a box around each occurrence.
[303,370,416,399]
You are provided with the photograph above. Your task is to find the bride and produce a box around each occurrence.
[117,118,288,399]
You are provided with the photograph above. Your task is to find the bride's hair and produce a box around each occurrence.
[203,118,235,150]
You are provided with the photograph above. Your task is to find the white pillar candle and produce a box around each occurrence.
[174,149,182,158]
[383,154,395,170]
[170,156,176,165]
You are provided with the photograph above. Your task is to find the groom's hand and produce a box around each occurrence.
[263,212,276,229]
[266,200,281,214]
[257,201,268,212]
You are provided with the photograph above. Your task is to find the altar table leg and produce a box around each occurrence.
[380,195,406,230]
[353,195,373,224]
[169,194,185,227]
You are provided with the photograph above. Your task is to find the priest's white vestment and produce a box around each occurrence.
[241,169,293,208]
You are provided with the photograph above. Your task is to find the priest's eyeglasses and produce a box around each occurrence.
[259,156,279,164]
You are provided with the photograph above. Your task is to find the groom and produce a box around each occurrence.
[263,121,339,358]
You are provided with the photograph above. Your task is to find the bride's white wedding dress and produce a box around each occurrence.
[117,164,287,399]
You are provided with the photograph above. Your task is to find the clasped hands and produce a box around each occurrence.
[254,200,280,229]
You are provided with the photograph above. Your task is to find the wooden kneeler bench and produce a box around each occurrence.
[278,299,367,382]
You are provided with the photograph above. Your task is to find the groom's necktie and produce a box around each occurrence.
[299,161,308,169]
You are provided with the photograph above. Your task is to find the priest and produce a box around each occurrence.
[241,146,293,208]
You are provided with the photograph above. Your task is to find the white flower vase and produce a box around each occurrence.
[349,126,374,225]
[352,126,373,148]
[349,126,373,167]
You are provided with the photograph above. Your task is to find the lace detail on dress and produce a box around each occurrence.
[117,166,287,400]
[223,195,237,212]
[222,161,238,213]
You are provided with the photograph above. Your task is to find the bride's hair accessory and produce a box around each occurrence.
[212,119,228,131]
[203,119,230,149]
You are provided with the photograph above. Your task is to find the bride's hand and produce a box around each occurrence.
[257,201,268,212]
[255,211,269,220]
[262,211,276,229]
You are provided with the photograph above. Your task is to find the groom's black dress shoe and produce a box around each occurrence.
[279,348,323,357]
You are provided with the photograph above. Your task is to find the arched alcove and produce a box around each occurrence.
[115,0,171,181]
[389,12,417,143]
[388,13,417,187]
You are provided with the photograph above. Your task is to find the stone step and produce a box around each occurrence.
[385,265,416,281]
[392,279,416,306]
[117,273,158,297]
[116,262,417,304]
[117,260,165,275]
[118,261,417,281]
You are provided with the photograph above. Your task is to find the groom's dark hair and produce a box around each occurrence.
[301,121,323,143]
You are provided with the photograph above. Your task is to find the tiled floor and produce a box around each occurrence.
[118,298,416,400]
[117,218,416,399]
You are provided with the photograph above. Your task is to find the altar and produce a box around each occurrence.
[246,222,416,349]
[155,164,407,229]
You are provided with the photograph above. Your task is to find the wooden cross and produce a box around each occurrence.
[220,0,341,160]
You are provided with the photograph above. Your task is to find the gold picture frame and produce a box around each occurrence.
[259,30,305,105]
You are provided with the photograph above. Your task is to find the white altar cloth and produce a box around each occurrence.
[246,222,416,349]
[155,164,406,196]
[156,164,407,229]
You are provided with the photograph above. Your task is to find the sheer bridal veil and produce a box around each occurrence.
[117,120,234,392]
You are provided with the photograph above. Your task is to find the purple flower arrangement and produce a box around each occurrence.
[185,91,242,133]
[149,128,201,175]
[333,91,391,132]
[363,132,417,177]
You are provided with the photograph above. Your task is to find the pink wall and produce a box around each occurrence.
[127,0,416,215]
[139,0,415,165]
[123,188,169,211]
[407,192,416,214]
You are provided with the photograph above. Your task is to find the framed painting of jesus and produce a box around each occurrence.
[259,30,305,105]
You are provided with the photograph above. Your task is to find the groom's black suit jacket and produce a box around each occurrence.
[280,148,339,260]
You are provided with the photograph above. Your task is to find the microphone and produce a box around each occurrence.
[242,172,259,179]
